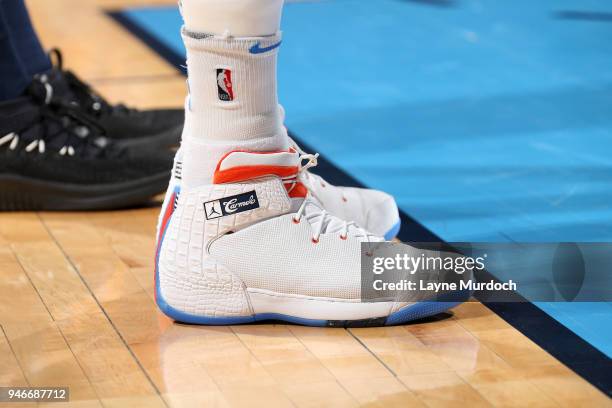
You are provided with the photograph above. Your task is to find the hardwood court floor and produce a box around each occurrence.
[0,1,609,407]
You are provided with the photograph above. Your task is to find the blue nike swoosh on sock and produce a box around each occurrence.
[249,41,282,54]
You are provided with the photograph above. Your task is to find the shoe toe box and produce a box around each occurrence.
[340,187,400,239]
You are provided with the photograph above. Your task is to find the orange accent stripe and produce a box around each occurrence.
[213,148,306,197]
[154,191,177,302]
[157,191,176,244]
[288,182,308,198]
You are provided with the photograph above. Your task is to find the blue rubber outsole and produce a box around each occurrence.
[156,276,469,327]
[384,219,402,241]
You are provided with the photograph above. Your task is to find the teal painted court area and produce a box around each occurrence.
[117,1,612,357]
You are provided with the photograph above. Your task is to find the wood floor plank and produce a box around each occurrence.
[457,368,559,408]
[279,381,357,408]
[451,302,512,333]
[340,377,427,407]
[0,254,52,325]
[56,313,166,408]
[349,326,453,375]
[129,266,156,301]
[469,327,560,368]
[451,303,609,406]
[232,325,360,407]
[0,217,102,407]
[91,77,186,110]
[349,324,494,407]
[399,372,492,408]
[26,0,178,80]
[1,214,165,408]
[404,319,511,373]
[9,231,101,321]
[4,321,103,407]
[130,326,230,408]
[288,326,392,382]
[231,325,337,386]
[0,327,26,385]
[405,309,564,407]
[453,303,559,368]
[522,364,612,408]
[0,326,37,408]
[90,0,178,8]
[286,326,426,405]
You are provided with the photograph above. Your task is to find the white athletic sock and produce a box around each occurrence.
[179,0,288,188]
[175,97,288,189]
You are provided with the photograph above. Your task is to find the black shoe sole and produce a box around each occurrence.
[0,172,169,211]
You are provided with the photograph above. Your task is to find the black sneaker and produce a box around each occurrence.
[0,81,173,211]
[46,48,183,149]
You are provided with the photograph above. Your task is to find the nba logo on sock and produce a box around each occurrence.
[204,191,259,220]
[216,68,234,101]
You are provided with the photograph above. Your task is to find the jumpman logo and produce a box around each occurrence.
[204,200,223,220]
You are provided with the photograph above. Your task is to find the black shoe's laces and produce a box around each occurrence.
[0,75,116,158]
[49,48,135,117]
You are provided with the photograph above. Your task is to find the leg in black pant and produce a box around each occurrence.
[0,0,50,101]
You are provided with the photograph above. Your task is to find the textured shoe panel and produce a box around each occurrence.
[210,213,363,300]
[158,178,292,317]
[158,187,251,317]
[203,179,292,243]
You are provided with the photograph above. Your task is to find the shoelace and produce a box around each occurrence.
[49,48,135,117]
[0,106,81,155]
[0,76,111,157]
[291,139,348,201]
[290,152,377,244]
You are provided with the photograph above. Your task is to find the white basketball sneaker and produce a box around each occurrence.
[155,148,469,326]
[159,142,401,241]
